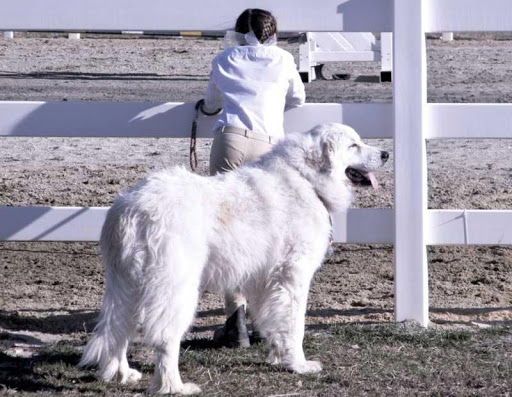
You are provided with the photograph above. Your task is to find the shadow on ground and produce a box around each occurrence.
[0,309,97,334]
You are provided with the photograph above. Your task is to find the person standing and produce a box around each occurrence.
[203,8,306,347]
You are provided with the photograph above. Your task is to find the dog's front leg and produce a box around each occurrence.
[151,341,202,395]
[285,282,322,374]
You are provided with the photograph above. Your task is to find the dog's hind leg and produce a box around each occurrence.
[146,285,202,395]
[249,260,322,374]
[142,239,203,395]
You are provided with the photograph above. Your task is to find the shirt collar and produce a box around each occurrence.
[222,30,277,49]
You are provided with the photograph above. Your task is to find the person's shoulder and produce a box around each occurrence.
[214,45,294,64]
[211,47,238,65]
[267,46,296,63]
[261,45,292,56]
[271,45,293,56]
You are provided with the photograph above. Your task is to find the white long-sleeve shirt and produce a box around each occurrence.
[204,44,306,139]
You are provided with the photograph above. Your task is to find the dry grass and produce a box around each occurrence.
[1,324,510,396]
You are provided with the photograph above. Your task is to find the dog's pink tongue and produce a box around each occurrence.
[369,172,379,190]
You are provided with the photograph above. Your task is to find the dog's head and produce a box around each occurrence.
[314,123,388,188]
[298,123,389,211]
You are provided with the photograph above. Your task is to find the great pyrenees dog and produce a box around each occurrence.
[79,123,388,394]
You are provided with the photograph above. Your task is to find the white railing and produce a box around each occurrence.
[1,0,511,326]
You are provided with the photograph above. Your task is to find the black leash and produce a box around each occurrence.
[190,99,222,172]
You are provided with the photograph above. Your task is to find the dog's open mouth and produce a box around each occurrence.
[345,167,379,189]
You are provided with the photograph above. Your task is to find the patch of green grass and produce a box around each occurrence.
[1,324,510,396]
[332,323,473,348]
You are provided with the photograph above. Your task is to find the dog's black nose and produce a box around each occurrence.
[381,151,389,161]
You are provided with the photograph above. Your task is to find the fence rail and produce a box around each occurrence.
[3,102,512,139]
[2,0,512,33]
[0,102,393,139]
[0,0,394,33]
[3,207,511,246]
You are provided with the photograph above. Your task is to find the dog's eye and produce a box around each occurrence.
[349,143,359,149]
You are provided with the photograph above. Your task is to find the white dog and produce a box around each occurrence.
[79,123,388,394]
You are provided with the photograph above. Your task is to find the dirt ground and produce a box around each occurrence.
[0,33,511,393]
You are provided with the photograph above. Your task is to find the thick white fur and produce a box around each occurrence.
[79,123,387,394]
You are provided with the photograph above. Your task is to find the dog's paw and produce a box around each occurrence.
[119,368,142,384]
[176,382,202,395]
[290,360,323,374]
[151,381,202,395]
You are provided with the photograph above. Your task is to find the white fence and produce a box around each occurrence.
[1,0,512,327]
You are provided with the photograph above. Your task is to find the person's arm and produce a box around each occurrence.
[285,59,306,111]
[203,70,223,113]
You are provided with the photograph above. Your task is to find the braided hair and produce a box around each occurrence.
[235,8,277,44]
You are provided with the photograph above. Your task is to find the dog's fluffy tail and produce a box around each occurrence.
[78,322,118,381]
[79,203,142,381]
[78,266,136,381]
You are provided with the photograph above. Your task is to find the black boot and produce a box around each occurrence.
[250,328,264,344]
[213,305,251,348]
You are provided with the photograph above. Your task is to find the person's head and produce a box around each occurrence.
[235,9,277,43]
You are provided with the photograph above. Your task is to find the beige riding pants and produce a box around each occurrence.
[209,125,275,317]
[209,125,276,176]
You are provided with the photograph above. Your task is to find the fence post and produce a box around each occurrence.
[393,0,429,326]
[380,32,393,82]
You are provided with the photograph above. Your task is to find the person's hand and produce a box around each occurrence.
[196,99,222,116]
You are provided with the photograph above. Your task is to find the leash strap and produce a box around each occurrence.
[190,99,222,172]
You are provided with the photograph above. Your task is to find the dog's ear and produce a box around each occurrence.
[320,136,337,171]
